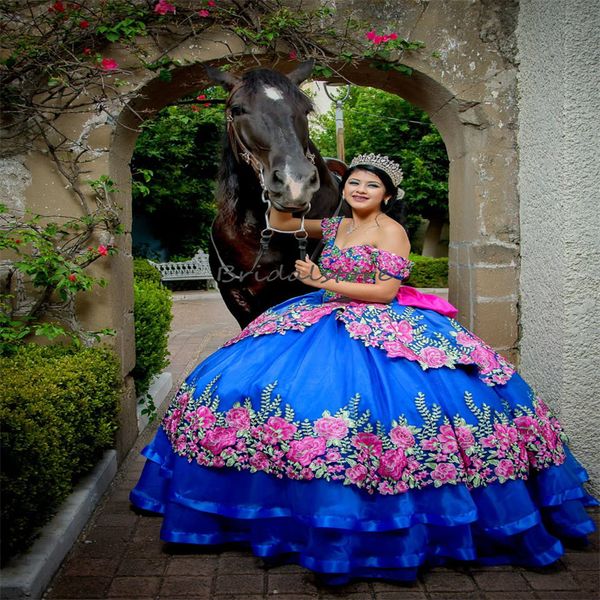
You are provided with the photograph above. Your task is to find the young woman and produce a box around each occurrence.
[131,154,596,584]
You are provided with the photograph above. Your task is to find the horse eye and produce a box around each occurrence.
[230,105,245,117]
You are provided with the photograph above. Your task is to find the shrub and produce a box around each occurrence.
[133,257,162,284]
[132,274,172,398]
[0,344,120,562]
[405,254,449,288]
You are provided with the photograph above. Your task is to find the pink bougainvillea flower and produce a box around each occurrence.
[289,50,298,60]
[79,19,89,28]
[389,32,399,40]
[198,9,210,17]
[100,58,118,71]
[68,273,77,282]
[365,30,376,41]
[374,35,384,45]
[97,245,109,256]
[154,0,176,15]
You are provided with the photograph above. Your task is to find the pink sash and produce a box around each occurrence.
[396,286,458,318]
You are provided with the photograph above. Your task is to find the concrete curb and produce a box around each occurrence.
[136,371,173,433]
[0,450,117,600]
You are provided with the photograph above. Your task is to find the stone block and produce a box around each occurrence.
[470,243,519,266]
[47,575,111,599]
[214,573,264,594]
[159,576,212,598]
[472,300,519,349]
[166,556,218,577]
[522,570,580,590]
[473,265,519,301]
[88,125,114,151]
[116,376,140,463]
[107,576,161,597]
[473,570,530,591]
[423,571,476,592]
[448,264,473,329]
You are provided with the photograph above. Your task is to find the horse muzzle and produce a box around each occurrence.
[266,165,319,210]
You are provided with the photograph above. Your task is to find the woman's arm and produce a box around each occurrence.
[268,207,323,238]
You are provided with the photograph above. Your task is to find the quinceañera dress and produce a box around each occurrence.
[131,217,596,583]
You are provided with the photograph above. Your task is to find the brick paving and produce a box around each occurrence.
[44,291,600,600]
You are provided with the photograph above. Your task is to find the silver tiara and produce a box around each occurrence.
[349,153,404,188]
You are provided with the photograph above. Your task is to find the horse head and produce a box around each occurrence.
[206,61,320,213]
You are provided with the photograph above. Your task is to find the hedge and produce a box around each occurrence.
[0,344,120,562]
[133,257,162,284]
[405,254,449,288]
[132,262,173,398]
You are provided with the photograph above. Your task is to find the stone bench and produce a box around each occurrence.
[149,249,216,287]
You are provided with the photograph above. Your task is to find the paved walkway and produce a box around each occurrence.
[44,291,600,600]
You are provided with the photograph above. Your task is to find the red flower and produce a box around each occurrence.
[289,50,297,60]
[365,30,376,41]
[374,35,384,45]
[14,239,22,245]
[203,102,210,107]
[97,245,109,256]
[83,48,91,55]
[68,273,77,282]
[154,0,176,15]
[207,0,216,5]
[51,1,65,12]
[100,58,118,71]
[79,19,89,28]
[389,32,398,40]
[198,9,210,17]
[196,94,206,100]
[191,105,200,112]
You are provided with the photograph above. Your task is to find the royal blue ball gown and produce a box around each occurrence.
[131,217,596,583]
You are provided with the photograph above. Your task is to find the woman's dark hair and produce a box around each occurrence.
[340,164,405,224]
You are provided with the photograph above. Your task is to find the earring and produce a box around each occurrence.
[384,199,389,206]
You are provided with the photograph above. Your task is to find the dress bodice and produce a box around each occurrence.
[318,217,413,301]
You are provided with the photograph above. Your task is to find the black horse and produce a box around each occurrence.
[206,62,343,328]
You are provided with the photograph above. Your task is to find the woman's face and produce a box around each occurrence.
[343,169,390,211]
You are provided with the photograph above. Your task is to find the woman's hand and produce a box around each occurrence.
[294,257,324,287]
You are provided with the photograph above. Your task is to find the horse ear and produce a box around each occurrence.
[204,64,240,91]
[287,60,315,86]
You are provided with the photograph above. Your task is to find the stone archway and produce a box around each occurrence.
[7,3,522,459]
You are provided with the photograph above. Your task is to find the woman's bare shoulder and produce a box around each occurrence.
[376,217,410,255]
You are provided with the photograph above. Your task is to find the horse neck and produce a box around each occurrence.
[216,144,264,223]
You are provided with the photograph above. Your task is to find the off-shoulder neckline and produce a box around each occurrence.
[325,216,411,262]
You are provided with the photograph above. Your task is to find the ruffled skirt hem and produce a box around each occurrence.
[130,428,597,584]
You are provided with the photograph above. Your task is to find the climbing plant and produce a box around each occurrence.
[0,0,427,340]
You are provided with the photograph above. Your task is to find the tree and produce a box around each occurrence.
[310,86,449,240]
[131,95,225,259]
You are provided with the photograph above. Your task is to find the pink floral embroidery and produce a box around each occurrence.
[222,217,515,387]
[163,377,568,497]
[314,416,349,440]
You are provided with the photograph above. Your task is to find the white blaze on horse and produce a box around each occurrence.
[206,61,345,328]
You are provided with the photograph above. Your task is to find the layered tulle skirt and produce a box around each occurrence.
[130,291,596,583]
